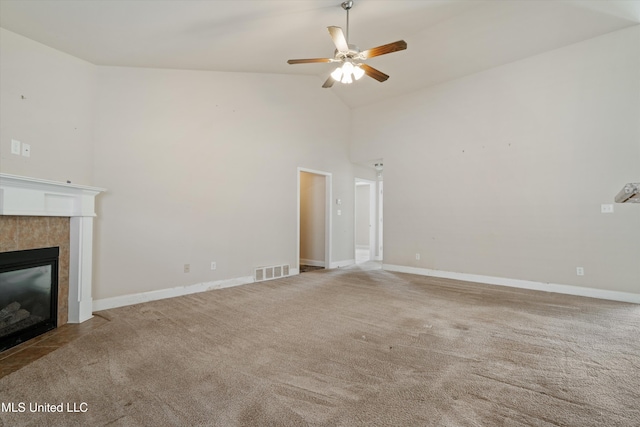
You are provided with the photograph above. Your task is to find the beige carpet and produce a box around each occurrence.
[1,265,639,426]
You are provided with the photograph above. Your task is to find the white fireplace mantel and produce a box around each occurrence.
[0,173,106,323]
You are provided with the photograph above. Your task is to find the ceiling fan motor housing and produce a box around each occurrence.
[334,44,362,61]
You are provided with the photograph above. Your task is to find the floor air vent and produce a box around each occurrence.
[254,264,290,282]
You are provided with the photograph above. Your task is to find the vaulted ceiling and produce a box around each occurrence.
[1,0,639,108]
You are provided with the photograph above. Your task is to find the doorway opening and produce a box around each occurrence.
[354,161,383,268]
[355,179,375,263]
[355,169,383,266]
[297,168,332,274]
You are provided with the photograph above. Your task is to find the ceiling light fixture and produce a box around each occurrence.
[331,60,365,84]
[287,0,407,88]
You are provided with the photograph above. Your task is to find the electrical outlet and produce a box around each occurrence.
[210,262,216,270]
[21,143,31,157]
[601,204,614,214]
[415,253,421,260]
[184,264,190,273]
[576,267,584,276]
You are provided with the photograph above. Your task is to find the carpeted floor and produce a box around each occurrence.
[1,265,639,426]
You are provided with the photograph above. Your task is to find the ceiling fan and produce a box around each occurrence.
[287,0,407,88]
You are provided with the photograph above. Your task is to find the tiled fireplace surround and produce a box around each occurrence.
[0,174,105,325]
[0,216,71,326]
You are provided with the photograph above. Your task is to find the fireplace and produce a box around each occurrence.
[0,173,105,326]
[0,247,59,351]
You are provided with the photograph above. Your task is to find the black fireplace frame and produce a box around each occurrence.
[0,247,59,352]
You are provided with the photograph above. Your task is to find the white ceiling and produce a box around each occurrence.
[1,0,639,108]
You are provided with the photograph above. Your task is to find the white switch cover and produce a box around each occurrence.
[601,204,614,213]
[11,139,21,155]
[210,262,217,270]
[337,210,342,216]
[21,143,31,157]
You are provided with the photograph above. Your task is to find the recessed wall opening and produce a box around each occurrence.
[0,247,59,352]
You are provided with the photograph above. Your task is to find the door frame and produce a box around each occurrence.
[297,168,332,272]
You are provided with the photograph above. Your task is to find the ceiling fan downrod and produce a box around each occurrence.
[342,1,353,44]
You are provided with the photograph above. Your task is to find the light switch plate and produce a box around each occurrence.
[11,139,21,155]
[601,204,613,214]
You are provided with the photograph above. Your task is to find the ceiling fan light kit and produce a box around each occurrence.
[287,0,407,88]
[331,61,365,84]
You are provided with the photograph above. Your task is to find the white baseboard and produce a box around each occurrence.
[383,264,640,304]
[299,259,355,269]
[300,258,325,267]
[331,259,355,268]
[92,276,254,312]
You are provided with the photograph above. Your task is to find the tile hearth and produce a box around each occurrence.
[0,315,109,379]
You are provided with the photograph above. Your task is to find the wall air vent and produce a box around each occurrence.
[254,264,291,282]
[615,183,640,203]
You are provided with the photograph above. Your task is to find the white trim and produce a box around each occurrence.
[383,264,640,304]
[377,180,383,261]
[68,217,96,323]
[300,258,325,267]
[93,276,254,312]
[0,173,105,217]
[331,259,355,268]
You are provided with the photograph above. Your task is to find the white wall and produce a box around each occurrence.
[92,66,358,299]
[352,26,640,295]
[0,29,96,184]
[4,23,637,304]
[0,28,365,302]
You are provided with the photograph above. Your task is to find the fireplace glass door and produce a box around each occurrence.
[0,247,59,352]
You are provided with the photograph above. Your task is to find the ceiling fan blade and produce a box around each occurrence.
[322,76,335,88]
[328,26,349,52]
[360,64,389,82]
[361,40,407,59]
[287,58,334,64]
